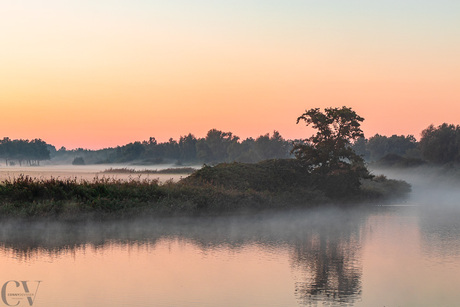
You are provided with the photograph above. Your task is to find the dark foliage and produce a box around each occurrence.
[0,161,410,219]
[182,159,406,201]
[72,157,86,165]
[292,107,371,196]
[420,123,460,164]
[366,134,419,161]
[182,159,312,193]
[51,130,292,165]
[375,154,425,168]
[0,138,51,166]
[293,107,366,171]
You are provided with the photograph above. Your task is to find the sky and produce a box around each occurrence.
[1,0,459,149]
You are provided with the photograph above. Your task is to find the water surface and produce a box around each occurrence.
[1,167,460,306]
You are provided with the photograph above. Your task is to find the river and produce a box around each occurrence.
[0,167,459,306]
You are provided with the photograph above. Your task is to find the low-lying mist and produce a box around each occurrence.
[2,164,459,252]
[0,206,371,252]
[371,165,460,260]
[371,165,460,207]
[1,165,459,307]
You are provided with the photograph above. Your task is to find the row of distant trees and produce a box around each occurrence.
[352,123,460,164]
[0,138,50,166]
[352,134,419,161]
[52,129,293,165]
[2,123,460,166]
[115,129,293,163]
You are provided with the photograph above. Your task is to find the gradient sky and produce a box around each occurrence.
[1,0,459,149]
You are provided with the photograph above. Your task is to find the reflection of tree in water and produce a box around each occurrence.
[0,220,165,261]
[290,215,363,306]
[0,207,370,305]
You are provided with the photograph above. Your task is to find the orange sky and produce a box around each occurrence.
[1,1,459,149]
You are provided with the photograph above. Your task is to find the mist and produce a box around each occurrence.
[371,165,460,206]
[0,165,459,306]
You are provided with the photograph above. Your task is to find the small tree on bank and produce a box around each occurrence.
[293,106,370,196]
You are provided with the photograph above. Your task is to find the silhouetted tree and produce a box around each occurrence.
[420,123,460,164]
[196,129,239,163]
[227,138,257,162]
[292,107,370,196]
[179,133,197,162]
[253,131,291,160]
[293,107,366,172]
[351,137,370,160]
[119,142,145,162]
[162,138,180,160]
[0,138,50,166]
[367,134,418,161]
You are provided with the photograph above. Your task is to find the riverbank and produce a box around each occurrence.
[0,160,410,219]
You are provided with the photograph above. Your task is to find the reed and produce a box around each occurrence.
[0,160,410,219]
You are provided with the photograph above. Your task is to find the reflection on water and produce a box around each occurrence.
[291,223,362,306]
[0,204,460,306]
[0,207,370,307]
[418,205,460,260]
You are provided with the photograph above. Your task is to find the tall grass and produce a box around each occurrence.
[0,161,411,219]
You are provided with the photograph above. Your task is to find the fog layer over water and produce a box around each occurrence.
[372,165,460,263]
[0,166,459,306]
[0,164,196,182]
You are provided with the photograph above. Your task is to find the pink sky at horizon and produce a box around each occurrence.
[1,0,459,149]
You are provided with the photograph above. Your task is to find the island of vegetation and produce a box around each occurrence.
[0,107,410,219]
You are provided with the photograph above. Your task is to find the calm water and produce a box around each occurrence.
[1,169,460,306]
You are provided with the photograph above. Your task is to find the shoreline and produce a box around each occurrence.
[0,176,411,221]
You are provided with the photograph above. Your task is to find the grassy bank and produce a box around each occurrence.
[0,160,410,219]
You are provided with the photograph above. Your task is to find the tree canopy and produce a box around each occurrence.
[48,129,293,165]
[292,106,367,174]
[366,134,418,161]
[0,138,50,166]
[420,123,460,164]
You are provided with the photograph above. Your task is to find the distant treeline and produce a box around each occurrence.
[352,134,419,161]
[2,123,460,166]
[0,138,50,166]
[352,123,460,165]
[51,129,293,165]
